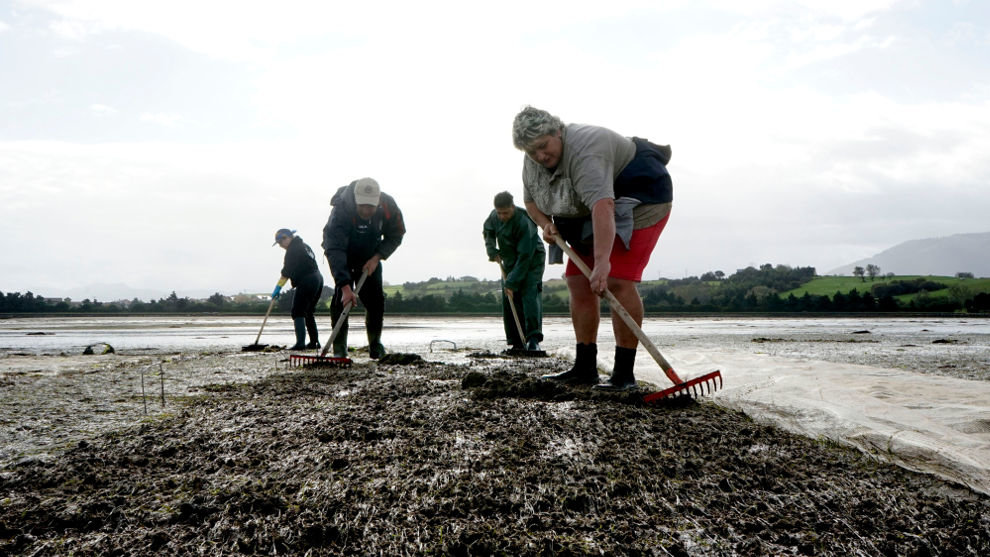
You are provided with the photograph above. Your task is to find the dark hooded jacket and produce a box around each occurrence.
[280,236,321,287]
[322,182,406,289]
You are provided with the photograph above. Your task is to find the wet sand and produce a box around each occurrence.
[1,348,988,555]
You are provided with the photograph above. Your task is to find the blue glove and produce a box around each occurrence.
[271,285,282,299]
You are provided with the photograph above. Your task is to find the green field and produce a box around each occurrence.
[375,273,990,313]
[382,279,496,298]
[781,275,990,301]
[383,277,575,302]
[384,275,990,301]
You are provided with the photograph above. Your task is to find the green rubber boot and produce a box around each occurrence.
[289,317,307,350]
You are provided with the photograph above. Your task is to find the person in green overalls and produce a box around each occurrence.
[483,191,545,351]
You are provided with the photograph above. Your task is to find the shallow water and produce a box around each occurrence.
[3,314,989,357]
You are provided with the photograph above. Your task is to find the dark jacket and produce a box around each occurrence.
[280,236,321,287]
[482,206,545,292]
[322,183,406,289]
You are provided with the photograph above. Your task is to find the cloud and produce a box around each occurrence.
[48,18,101,40]
[89,103,117,115]
[708,0,902,21]
[3,0,990,297]
[139,112,188,128]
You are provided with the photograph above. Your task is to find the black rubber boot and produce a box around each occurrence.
[368,333,386,360]
[594,346,638,391]
[289,317,307,350]
[305,315,320,349]
[332,328,348,358]
[369,343,386,359]
[541,343,598,385]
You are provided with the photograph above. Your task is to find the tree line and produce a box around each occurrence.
[3,264,989,314]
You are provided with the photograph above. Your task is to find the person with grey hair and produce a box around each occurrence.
[512,106,673,391]
[483,190,545,352]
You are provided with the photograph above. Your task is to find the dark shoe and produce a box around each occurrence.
[593,376,638,391]
[594,346,638,391]
[289,343,308,351]
[509,343,525,352]
[542,367,598,385]
[369,343,386,360]
[306,340,321,349]
[542,343,598,385]
[525,339,542,352]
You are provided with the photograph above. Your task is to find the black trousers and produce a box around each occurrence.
[330,264,385,342]
[291,272,324,341]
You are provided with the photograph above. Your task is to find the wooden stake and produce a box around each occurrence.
[141,366,147,415]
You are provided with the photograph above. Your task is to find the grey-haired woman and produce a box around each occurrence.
[512,106,674,391]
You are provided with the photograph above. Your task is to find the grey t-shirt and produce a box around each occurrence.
[521,123,637,218]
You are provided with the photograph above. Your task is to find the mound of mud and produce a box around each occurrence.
[1,355,988,555]
[377,352,426,366]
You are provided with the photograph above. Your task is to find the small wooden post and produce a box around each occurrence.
[141,366,148,415]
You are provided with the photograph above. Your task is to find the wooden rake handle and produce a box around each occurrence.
[498,263,527,345]
[551,235,683,385]
[319,270,369,358]
[254,296,277,345]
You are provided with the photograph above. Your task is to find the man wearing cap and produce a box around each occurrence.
[511,106,674,391]
[322,178,406,359]
[272,228,325,350]
[483,191,545,352]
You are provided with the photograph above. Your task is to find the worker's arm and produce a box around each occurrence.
[588,198,615,295]
[525,201,557,244]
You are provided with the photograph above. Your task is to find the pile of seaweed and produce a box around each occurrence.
[1,355,988,555]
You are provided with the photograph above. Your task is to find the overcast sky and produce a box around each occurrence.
[2,0,989,300]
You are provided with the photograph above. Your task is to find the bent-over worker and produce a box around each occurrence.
[483,191,545,351]
[272,228,324,350]
[322,178,405,359]
[512,106,674,391]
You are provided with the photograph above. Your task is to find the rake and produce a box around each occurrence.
[241,296,276,352]
[552,235,722,401]
[499,263,548,358]
[289,271,368,368]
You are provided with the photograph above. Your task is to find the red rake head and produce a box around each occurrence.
[643,370,722,404]
[288,354,353,369]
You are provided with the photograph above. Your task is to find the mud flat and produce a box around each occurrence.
[1,350,988,555]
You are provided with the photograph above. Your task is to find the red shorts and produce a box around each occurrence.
[564,212,670,282]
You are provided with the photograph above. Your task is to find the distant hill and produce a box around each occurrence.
[827,232,990,277]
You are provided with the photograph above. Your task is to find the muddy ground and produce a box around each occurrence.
[1,350,988,556]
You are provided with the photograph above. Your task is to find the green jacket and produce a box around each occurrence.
[482,206,545,291]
